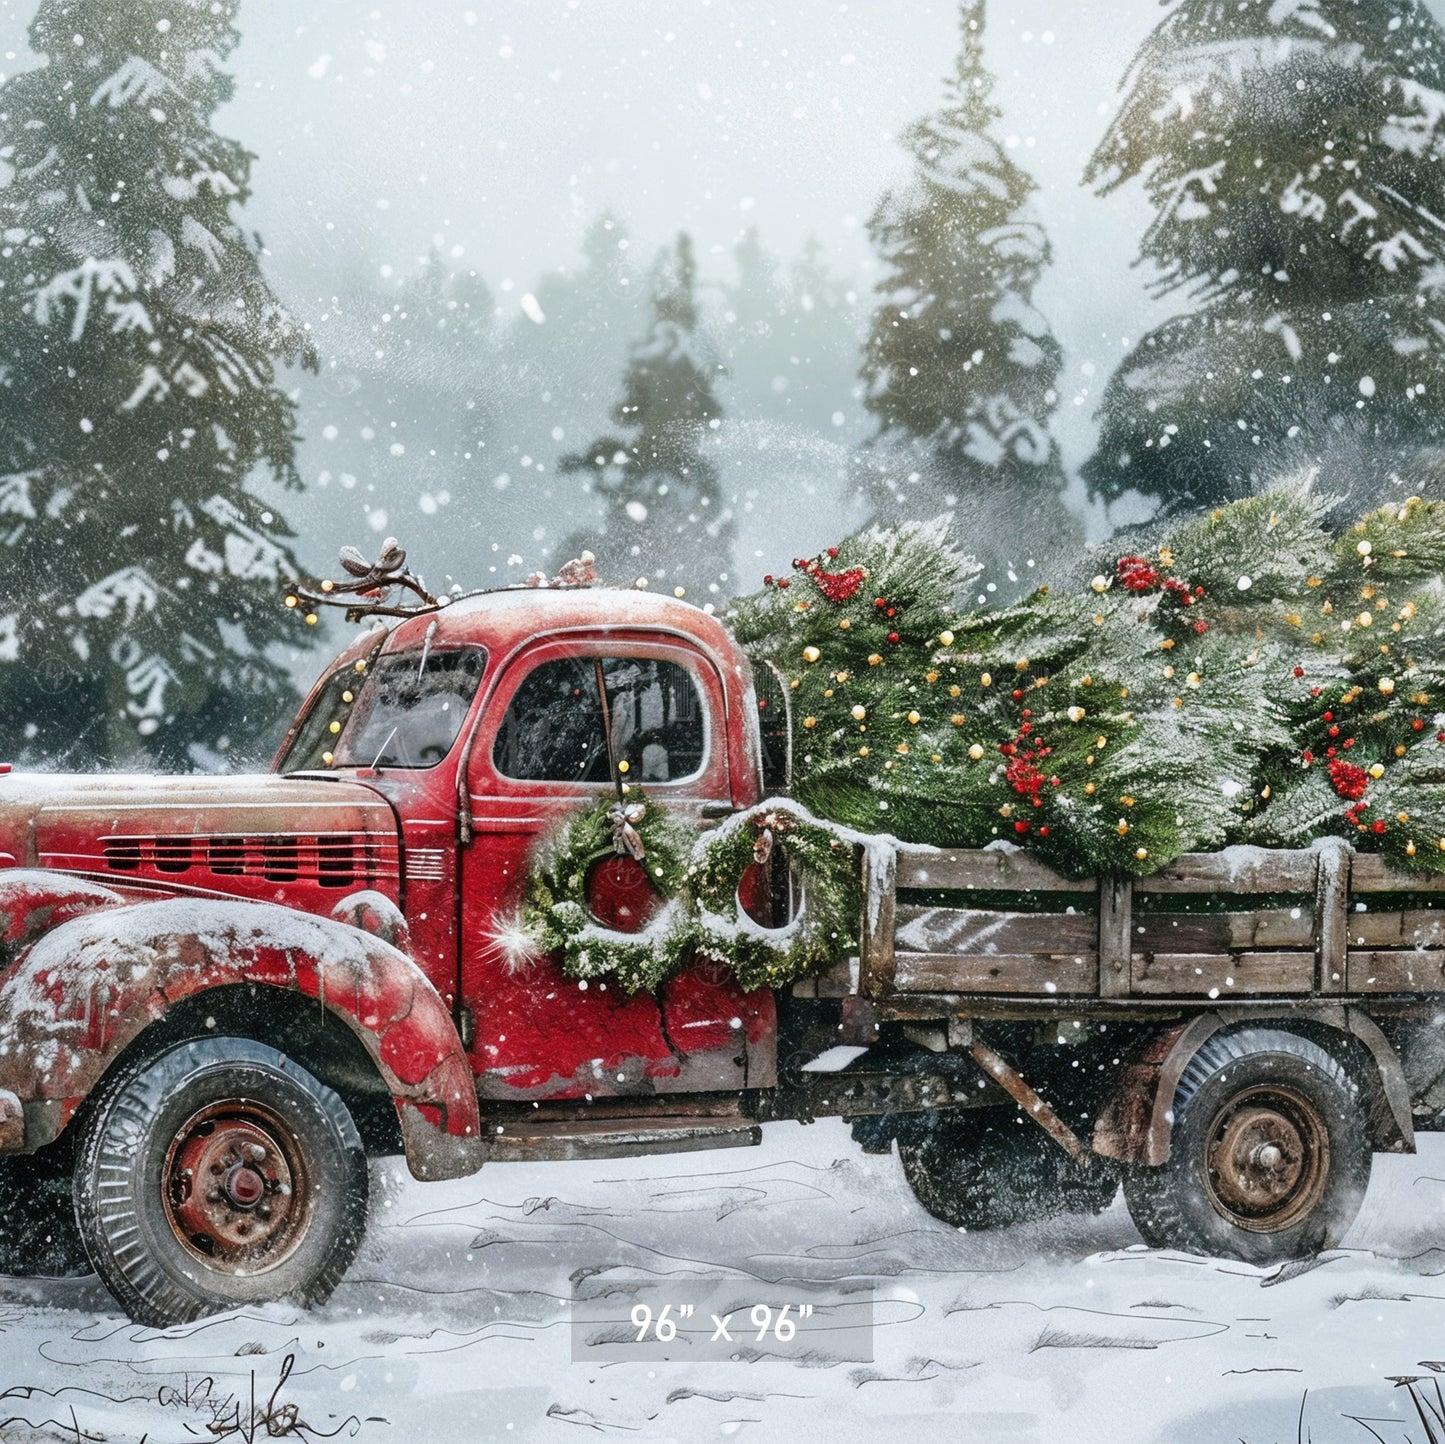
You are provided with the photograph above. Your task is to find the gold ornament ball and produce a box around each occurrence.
[868,653,883,666]
[803,646,821,663]
[305,613,319,626]
[802,716,817,729]
[1135,848,1148,861]
[1090,574,1109,594]
[354,660,367,673]
[939,630,955,646]
[1116,820,1129,836]
[952,713,966,728]
[907,710,921,725]
[1369,763,1386,779]
[618,760,630,774]
[1067,705,1086,723]
[851,704,867,721]
[320,578,335,593]
[980,671,992,687]
[839,618,851,630]
[328,720,341,734]
[967,742,985,759]
[322,750,334,765]
[1084,781,1096,795]
[284,594,299,608]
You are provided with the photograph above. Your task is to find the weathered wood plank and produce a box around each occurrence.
[1347,949,1445,992]
[1133,848,1317,893]
[895,849,1088,893]
[893,905,1096,957]
[1132,909,1314,954]
[859,843,897,998]
[1345,910,1445,949]
[1129,950,1315,996]
[892,950,1098,995]
[1349,854,1445,892]
[1099,878,1132,999]
[1315,837,1350,994]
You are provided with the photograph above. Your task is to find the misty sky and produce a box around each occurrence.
[6,0,1442,563]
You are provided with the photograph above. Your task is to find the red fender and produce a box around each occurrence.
[0,872,126,961]
[0,885,483,1180]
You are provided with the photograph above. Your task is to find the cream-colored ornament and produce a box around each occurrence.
[1090,575,1109,594]
[1357,539,1373,556]
[980,672,993,687]
[1067,705,1086,723]
[968,743,985,759]
[851,704,867,721]
[1370,763,1386,779]
[1379,677,1396,696]
[939,630,955,646]
[803,646,821,663]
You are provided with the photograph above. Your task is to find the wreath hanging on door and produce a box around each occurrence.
[513,791,862,993]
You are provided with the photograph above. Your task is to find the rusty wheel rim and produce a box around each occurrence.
[162,1101,313,1274]
[1202,1084,1330,1233]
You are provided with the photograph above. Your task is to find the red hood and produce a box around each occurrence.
[0,771,401,912]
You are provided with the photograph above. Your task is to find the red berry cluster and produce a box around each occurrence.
[998,707,1061,836]
[1115,555,1209,634]
[763,546,868,606]
[1328,758,1368,802]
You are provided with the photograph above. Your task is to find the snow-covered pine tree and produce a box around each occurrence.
[0,0,316,768]
[857,0,1072,581]
[558,233,732,590]
[1085,0,1445,517]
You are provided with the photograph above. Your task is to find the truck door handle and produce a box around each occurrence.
[700,802,735,818]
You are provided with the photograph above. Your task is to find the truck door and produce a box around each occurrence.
[461,633,773,1100]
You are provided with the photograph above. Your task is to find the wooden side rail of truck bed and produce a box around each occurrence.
[839,840,1445,1006]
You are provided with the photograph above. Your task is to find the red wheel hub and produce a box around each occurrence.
[164,1105,312,1273]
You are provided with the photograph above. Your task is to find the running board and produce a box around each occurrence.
[482,1114,762,1163]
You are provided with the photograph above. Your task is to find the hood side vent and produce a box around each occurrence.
[94,833,385,890]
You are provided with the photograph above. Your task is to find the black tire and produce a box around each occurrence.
[1121,1028,1371,1264]
[74,1036,368,1326]
[0,1145,90,1277]
[899,1108,1118,1230]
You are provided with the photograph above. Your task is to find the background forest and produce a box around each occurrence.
[3,0,1445,770]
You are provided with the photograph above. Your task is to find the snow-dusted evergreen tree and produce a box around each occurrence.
[858,0,1070,571]
[1086,0,1445,516]
[558,233,731,589]
[0,0,315,768]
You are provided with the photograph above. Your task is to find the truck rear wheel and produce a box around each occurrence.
[74,1037,368,1326]
[1121,1028,1371,1264]
[899,1108,1118,1230]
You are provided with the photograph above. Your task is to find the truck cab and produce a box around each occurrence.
[273,586,778,1101]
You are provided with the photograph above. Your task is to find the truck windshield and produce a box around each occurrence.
[281,648,487,771]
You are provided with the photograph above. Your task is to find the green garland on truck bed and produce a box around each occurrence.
[731,490,1445,880]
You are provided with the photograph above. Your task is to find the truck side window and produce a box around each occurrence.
[493,656,706,783]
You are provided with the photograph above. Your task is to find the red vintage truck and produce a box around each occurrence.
[0,581,1439,1325]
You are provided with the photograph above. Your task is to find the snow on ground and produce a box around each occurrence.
[1,1121,1444,1442]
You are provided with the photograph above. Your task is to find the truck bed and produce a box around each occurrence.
[827,840,1445,1010]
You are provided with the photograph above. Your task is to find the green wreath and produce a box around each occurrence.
[519,794,862,994]
[521,791,695,992]
[686,806,861,992]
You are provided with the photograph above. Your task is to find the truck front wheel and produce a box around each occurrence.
[74,1037,369,1326]
[899,1108,1118,1230]
[1121,1028,1371,1264]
